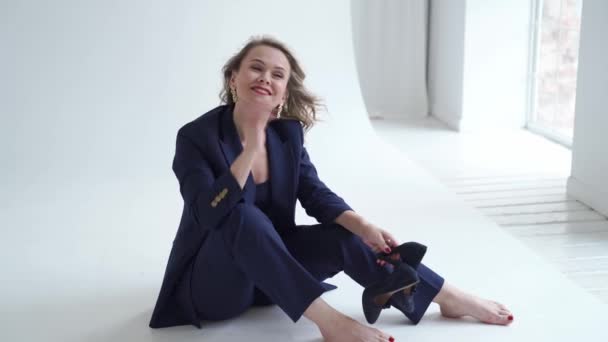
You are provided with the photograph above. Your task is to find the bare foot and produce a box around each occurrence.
[438,283,514,325]
[319,313,395,342]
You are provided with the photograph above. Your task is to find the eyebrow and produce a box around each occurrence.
[250,58,287,72]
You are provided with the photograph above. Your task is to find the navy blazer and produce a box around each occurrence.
[149,104,353,328]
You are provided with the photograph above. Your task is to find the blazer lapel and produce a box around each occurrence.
[219,105,295,213]
[266,123,294,219]
[219,105,256,204]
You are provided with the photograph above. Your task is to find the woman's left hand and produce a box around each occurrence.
[358,224,400,266]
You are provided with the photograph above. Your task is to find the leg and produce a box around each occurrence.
[303,296,394,342]
[191,203,328,322]
[190,225,255,321]
[399,263,445,324]
[284,223,444,324]
[383,257,514,325]
[192,207,395,341]
[432,281,514,325]
[265,221,513,327]
[282,223,392,288]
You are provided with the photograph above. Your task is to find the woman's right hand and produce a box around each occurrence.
[239,100,275,152]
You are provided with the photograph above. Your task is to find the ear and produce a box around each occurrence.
[230,70,237,87]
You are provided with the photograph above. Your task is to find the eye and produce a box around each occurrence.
[251,65,263,71]
[273,73,284,79]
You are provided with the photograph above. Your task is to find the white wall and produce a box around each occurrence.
[351,0,428,119]
[461,0,531,131]
[427,0,466,129]
[1,0,369,204]
[427,0,531,131]
[567,0,608,216]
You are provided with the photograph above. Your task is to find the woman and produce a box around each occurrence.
[149,36,514,341]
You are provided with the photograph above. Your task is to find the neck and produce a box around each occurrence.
[232,102,269,142]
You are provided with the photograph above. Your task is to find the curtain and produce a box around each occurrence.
[351,0,429,119]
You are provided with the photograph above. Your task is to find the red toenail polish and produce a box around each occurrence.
[389,337,394,342]
[508,315,513,321]
[385,248,391,253]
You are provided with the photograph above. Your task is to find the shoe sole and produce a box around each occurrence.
[373,280,420,307]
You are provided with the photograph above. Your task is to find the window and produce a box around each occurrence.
[527,0,583,146]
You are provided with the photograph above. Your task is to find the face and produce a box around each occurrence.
[230,45,290,111]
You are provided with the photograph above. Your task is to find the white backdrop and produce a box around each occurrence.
[1,0,371,208]
[351,0,429,119]
[2,1,608,341]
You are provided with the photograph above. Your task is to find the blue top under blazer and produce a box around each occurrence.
[149,104,353,328]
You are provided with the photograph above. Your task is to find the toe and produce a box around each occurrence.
[494,301,509,311]
[377,331,393,341]
[491,314,506,325]
[483,312,509,325]
[498,313,513,325]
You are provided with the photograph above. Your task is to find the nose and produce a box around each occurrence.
[257,72,271,85]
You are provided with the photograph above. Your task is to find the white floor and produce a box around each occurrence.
[371,116,608,304]
[2,117,608,341]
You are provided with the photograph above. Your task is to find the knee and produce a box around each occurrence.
[326,223,364,249]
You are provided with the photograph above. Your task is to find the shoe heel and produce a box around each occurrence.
[372,280,419,307]
[362,264,419,324]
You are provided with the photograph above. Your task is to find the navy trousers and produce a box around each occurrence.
[190,203,445,324]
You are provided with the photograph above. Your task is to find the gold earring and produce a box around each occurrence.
[277,103,284,119]
[230,87,238,103]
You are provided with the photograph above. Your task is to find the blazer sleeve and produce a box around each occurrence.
[172,130,244,231]
[295,124,353,224]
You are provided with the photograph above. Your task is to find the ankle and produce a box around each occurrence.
[433,282,457,306]
[303,297,341,328]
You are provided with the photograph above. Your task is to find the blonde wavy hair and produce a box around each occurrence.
[219,36,324,131]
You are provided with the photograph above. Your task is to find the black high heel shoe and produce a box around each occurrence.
[376,242,428,315]
[378,242,427,269]
[362,262,419,324]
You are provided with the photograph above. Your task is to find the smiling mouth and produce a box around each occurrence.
[251,87,271,95]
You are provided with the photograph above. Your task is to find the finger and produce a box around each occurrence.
[374,242,390,254]
[385,234,399,247]
[383,244,392,253]
[367,242,379,253]
[386,240,398,248]
[384,240,396,250]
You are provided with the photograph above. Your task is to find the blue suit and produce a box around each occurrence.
[149,104,444,329]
